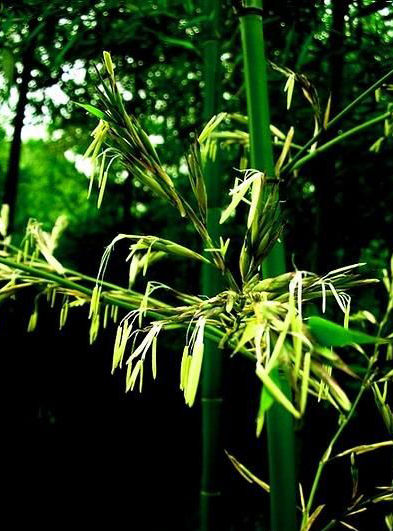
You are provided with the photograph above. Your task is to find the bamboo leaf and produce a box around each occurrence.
[152,336,157,380]
[157,33,199,53]
[234,321,257,353]
[308,316,388,347]
[284,73,295,110]
[332,440,393,459]
[256,364,300,418]
[180,345,189,391]
[185,318,205,407]
[339,521,359,531]
[323,94,332,129]
[256,365,280,436]
[275,126,294,176]
[75,102,106,120]
[103,51,115,80]
[247,173,263,228]
[300,350,311,414]
[225,451,270,493]
[303,504,325,531]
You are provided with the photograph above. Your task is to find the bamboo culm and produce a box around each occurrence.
[200,1,225,529]
[239,2,297,529]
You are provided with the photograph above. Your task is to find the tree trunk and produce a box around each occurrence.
[3,43,34,231]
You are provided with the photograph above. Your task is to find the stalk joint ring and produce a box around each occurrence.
[233,1,264,18]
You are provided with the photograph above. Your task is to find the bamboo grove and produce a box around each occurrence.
[1,4,393,529]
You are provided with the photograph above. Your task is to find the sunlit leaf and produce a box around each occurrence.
[75,102,106,120]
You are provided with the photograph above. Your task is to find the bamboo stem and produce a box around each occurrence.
[239,2,297,529]
[200,1,225,528]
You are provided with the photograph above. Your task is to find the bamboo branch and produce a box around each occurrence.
[281,67,393,176]
[0,255,256,361]
[290,110,391,172]
[301,306,389,529]
[238,2,297,530]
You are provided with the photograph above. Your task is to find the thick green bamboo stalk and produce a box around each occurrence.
[239,2,297,530]
[200,1,224,529]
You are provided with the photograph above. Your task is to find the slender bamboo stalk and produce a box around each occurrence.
[200,1,224,529]
[239,2,297,529]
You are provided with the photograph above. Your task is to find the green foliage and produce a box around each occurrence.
[74,102,106,120]
[1,2,393,530]
[3,52,387,427]
[0,47,14,95]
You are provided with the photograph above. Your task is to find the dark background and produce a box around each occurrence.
[1,1,393,529]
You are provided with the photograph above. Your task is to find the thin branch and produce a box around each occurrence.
[281,68,393,176]
[290,110,391,172]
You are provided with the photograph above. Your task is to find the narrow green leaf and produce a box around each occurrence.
[185,319,205,407]
[256,365,280,436]
[308,316,388,347]
[157,33,199,53]
[323,94,332,129]
[300,350,311,413]
[304,504,325,531]
[75,102,106,120]
[152,336,157,380]
[256,364,301,418]
[225,451,270,493]
[333,440,393,459]
[260,381,276,413]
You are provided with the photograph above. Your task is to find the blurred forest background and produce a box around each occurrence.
[1,1,393,530]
